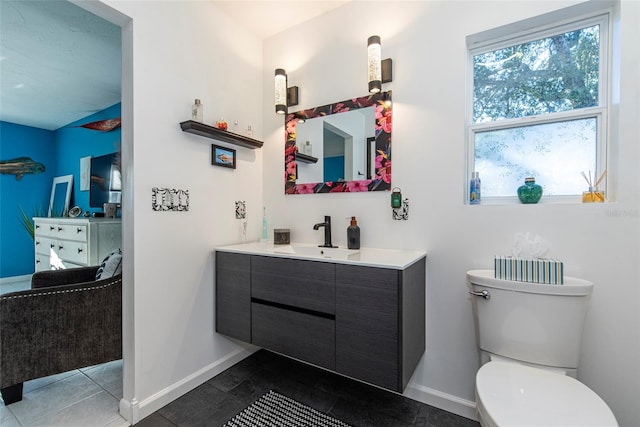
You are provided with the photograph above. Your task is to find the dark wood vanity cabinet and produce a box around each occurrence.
[215,251,425,393]
[215,252,251,342]
[336,259,426,391]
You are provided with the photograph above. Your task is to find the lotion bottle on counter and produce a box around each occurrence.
[347,216,360,249]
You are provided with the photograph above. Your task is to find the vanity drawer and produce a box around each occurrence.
[251,302,335,370]
[251,256,335,314]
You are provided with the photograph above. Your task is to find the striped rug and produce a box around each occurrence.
[223,390,350,427]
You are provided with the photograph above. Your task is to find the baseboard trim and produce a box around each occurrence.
[119,345,257,425]
[404,382,478,422]
[0,274,31,285]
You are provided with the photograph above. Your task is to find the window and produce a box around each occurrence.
[467,11,610,201]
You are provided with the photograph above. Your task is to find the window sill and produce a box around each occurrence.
[468,196,609,206]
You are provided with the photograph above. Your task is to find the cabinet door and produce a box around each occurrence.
[215,252,251,342]
[335,264,401,391]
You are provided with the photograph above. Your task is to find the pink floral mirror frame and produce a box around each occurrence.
[285,91,392,194]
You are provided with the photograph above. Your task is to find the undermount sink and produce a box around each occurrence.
[273,244,359,260]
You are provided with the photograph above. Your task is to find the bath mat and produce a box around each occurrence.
[223,390,351,427]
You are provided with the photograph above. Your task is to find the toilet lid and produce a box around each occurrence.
[476,361,618,427]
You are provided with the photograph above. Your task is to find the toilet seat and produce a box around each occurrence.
[476,361,617,427]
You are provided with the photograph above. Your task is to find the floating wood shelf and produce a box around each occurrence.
[180,120,263,149]
[295,153,318,164]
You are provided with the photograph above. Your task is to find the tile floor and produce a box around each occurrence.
[138,349,480,427]
[0,360,127,427]
[0,278,31,295]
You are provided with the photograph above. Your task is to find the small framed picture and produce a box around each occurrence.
[211,144,236,169]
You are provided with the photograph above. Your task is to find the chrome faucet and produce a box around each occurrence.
[313,215,336,248]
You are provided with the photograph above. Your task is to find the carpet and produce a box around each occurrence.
[223,390,351,427]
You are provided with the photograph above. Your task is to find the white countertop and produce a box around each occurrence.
[216,241,426,270]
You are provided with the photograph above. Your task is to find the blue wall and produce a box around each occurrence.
[0,122,56,277]
[55,103,121,212]
[0,103,121,279]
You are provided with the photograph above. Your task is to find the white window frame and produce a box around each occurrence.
[466,6,613,204]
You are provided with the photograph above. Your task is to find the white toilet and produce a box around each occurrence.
[467,269,617,427]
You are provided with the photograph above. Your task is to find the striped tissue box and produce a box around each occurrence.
[494,256,564,284]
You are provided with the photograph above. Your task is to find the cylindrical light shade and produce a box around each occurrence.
[275,68,287,114]
[367,35,382,94]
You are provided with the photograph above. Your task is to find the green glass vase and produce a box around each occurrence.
[517,177,543,204]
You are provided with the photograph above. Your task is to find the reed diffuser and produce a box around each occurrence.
[581,170,606,203]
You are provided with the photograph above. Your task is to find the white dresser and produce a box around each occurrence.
[33,217,122,272]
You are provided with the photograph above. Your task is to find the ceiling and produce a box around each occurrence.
[212,1,349,39]
[0,1,348,131]
[0,0,121,130]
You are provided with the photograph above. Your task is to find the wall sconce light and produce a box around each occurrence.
[275,68,299,115]
[367,35,393,94]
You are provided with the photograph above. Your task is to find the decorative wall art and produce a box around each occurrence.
[80,156,91,191]
[152,187,189,211]
[235,201,246,219]
[212,145,236,169]
[0,157,45,180]
[70,117,122,132]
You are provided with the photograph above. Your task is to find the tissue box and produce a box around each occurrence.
[494,256,564,284]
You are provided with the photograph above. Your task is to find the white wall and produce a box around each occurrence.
[89,0,264,422]
[263,1,639,426]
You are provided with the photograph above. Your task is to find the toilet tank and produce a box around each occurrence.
[467,270,594,370]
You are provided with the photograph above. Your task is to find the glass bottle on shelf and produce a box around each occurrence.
[517,177,543,204]
[191,99,203,122]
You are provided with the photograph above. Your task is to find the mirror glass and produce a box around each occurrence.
[285,91,392,194]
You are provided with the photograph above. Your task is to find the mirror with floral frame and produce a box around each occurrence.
[285,91,392,194]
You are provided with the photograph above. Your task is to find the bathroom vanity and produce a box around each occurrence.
[215,242,426,393]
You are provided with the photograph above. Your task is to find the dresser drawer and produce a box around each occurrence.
[35,237,56,256]
[251,256,335,314]
[55,223,88,242]
[35,254,84,271]
[251,302,335,370]
[57,240,89,264]
[35,222,60,238]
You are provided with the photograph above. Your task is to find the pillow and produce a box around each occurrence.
[96,249,122,280]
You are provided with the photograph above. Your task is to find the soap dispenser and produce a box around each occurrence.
[347,216,360,249]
